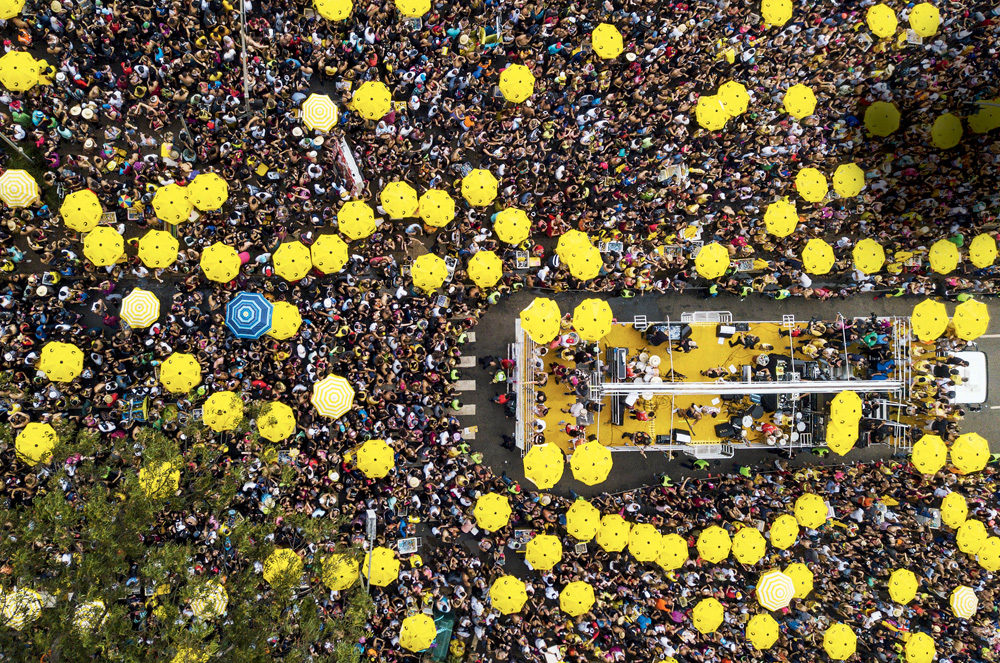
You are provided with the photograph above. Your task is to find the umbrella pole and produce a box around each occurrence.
[0,133,33,165]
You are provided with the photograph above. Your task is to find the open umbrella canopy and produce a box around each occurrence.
[657,533,689,570]
[519,297,561,344]
[718,81,750,116]
[802,238,835,275]
[794,494,828,529]
[783,84,816,119]
[931,112,963,149]
[823,623,857,660]
[522,443,565,489]
[566,244,603,280]
[591,23,623,59]
[950,586,978,619]
[200,242,241,282]
[495,208,531,244]
[969,98,1000,134]
[15,422,57,465]
[362,547,400,587]
[0,0,23,20]
[866,4,897,37]
[311,374,354,418]
[595,514,632,553]
[273,241,313,281]
[138,460,181,497]
[490,576,528,614]
[399,614,436,652]
[352,81,391,120]
[39,341,83,382]
[356,439,394,478]
[761,0,793,25]
[559,581,595,617]
[556,229,592,258]
[695,242,730,279]
[692,598,724,634]
[121,288,160,329]
[865,101,901,136]
[301,93,339,132]
[310,234,349,274]
[764,200,798,237]
[418,189,456,228]
[831,390,862,419]
[951,432,989,474]
[468,250,503,288]
[627,524,662,563]
[732,527,766,565]
[756,569,795,610]
[795,168,828,203]
[853,238,885,274]
[929,239,960,274]
[395,0,429,17]
[910,434,947,474]
[499,64,535,103]
[940,492,968,529]
[573,299,613,341]
[73,600,107,633]
[833,163,866,197]
[911,300,949,343]
[84,226,124,266]
[769,514,799,550]
[784,563,813,599]
[570,442,613,486]
[977,537,1000,572]
[138,229,179,268]
[968,233,998,268]
[61,189,102,232]
[697,526,731,564]
[565,499,601,541]
[695,95,729,131]
[203,391,244,432]
[0,168,37,208]
[905,632,936,663]
[956,519,988,555]
[226,292,274,339]
[187,172,228,211]
[267,302,302,340]
[1,588,42,631]
[338,201,377,240]
[953,299,989,340]
[746,613,780,650]
[462,168,498,207]
[909,2,940,36]
[322,554,359,591]
[525,534,562,570]
[257,401,296,442]
[888,568,919,604]
[0,51,38,91]
[474,492,512,531]
[411,253,448,293]
[380,181,419,218]
[160,353,201,393]
[190,581,228,619]
[315,0,353,20]
[153,183,193,225]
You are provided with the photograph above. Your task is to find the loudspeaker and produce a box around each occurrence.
[717,324,735,339]
[673,429,692,444]
[715,423,736,439]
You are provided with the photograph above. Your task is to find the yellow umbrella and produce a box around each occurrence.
[968,233,997,268]
[826,423,858,457]
[977,537,1000,572]
[468,250,503,288]
[909,2,940,37]
[951,432,989,474]
[61,189,102,232]
[1,588,42,631]
[595,514,632,553]
[399,614,436,652]
[362,547,400,587]
[833,163,866,197]
[203,391,244,432]
[15,422,57,465]
[953,299,989,340]
[499,64,535,103]
[794,494,827,529]
[824,623,857,660]
[941,492,968,529]
[784,563,813,599]
[352,81,391,120]
[525,534,562,570]
[956,519,988,555]
[395,0,429,17]
[783,84,816,119]
[761,0,793,26]
[322,554,359,591]
[380,181,419,219]
[853,238,885,274]
[831,390,862,420]
[911,300,949,343]
[315,0,353,21]
[356,438,395,479]
[697,526,731,564]
[495,208,531,244]
[692,598,724,634]
[0,0,24,21]
[695,95,729,131]
[865,101,901,136]
[591,23,624,59]
[300,93,339,132]
[338,200,376,241]
[627,524,662,563]
[795,168,828,203]
[310,234,349,274]
[888,568,919,604]
[746,613,780,650]
[556,229,591,258]
[138,229,178,268]
[159,352,201,393]
[39,341,83,383]
[273,241,312,281]
[311,374,354,418]
[756,569,795,610]
[474,493,512,532]
[121,288,160,329]
[153,183,193,225]
[200,242,241,282]
[695,242,730,279]
[187,172,228,211]
[929,239,960,275]
[732,527,767,565]
[931,113,963,149]
[565,244,603,281]
[411,253,448,293]
[910,434,947,474]
[0,51,38,91]
[83,226,124,266]
[519,297,561,344]
[657,533,689,570]
[263,548,303,586]
[278,305,318,348]
[802,238,835,275]
[73,600,107,633]
[418,189,456,228]
[573,299,613,341]
[490,576,528,614]
[718,81,750,117]
[764,200,798,237]
[950,586,978,619]
[866,4,898,37]
[257,402,296,442]
[523,443,564,489]
[559,581,595,617]
[769,514,799,550]
[138,460,181,498]
[565,499,601,541]
[905,632,936,663]
[968,98,1000,134]
[462,169,498,208]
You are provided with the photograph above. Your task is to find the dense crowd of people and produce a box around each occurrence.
[0,0,999,660]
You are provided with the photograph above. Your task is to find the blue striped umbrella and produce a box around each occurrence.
[225,292,273,339]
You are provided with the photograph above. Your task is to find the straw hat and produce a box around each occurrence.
[81,108,94,120]
[291,126,303,137]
